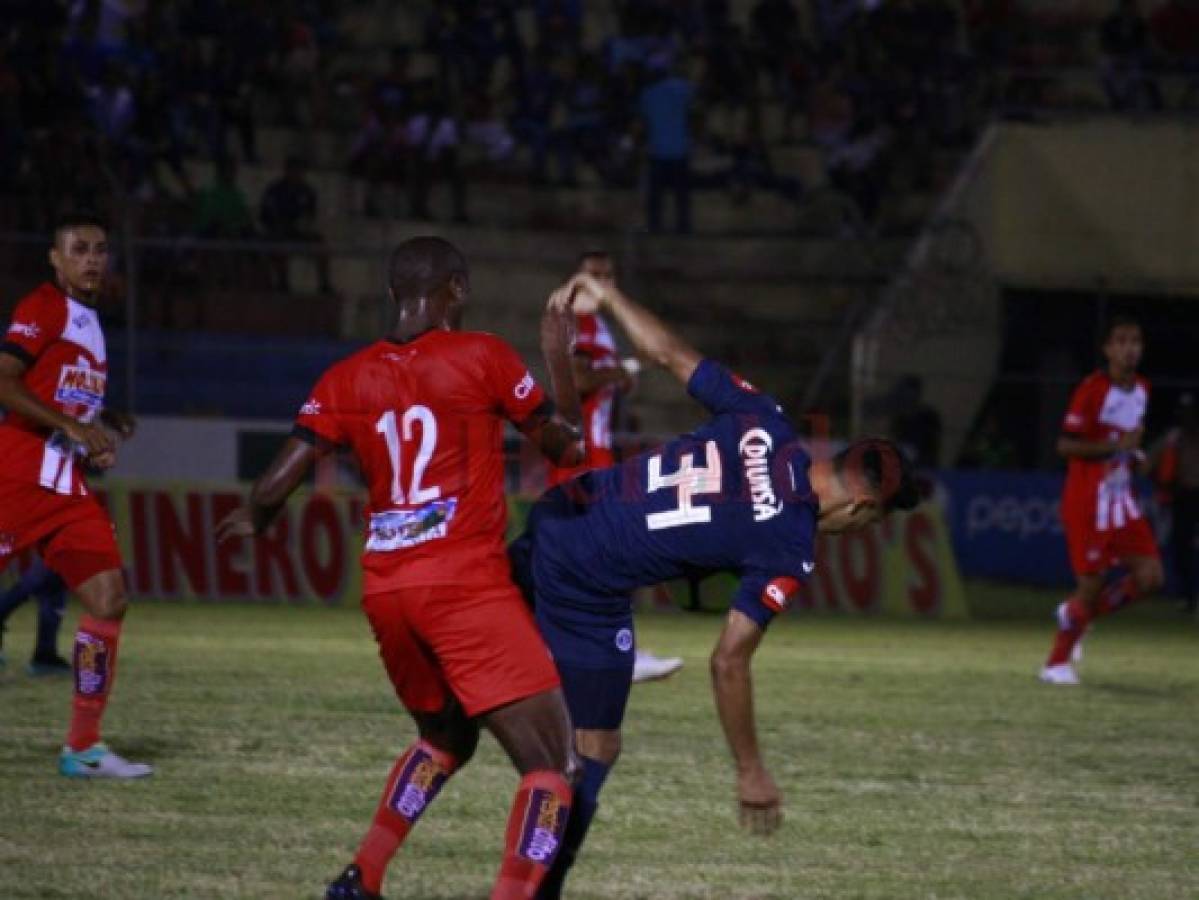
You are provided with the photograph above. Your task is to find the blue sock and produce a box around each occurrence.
[0,563,49,628]
[536,756,610,900]
[33,577,67,660]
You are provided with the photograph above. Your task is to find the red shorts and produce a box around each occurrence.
[1064,513,1160,577]
[0,479,123,589]
[363,582,560,718]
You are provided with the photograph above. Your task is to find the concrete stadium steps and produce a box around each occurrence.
[186,158,809,236]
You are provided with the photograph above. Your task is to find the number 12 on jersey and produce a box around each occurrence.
[645,440,722,531]
[375,405,440,505]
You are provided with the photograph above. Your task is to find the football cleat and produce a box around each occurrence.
[59,743,154,779]
[325,864,383,900]
[27,653,72,677]
[1039,664,1080,686]
[632,650,684,684]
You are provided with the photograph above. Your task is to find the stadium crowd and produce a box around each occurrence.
[5,0,1199,243]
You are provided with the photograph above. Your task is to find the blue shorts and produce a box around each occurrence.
[535,592,635,730]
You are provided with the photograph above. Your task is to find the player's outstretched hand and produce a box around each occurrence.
[216,507,255,544]
[737,766,783,836]
[64,420,115,459]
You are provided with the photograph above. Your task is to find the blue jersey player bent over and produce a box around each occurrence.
[511,276,921,898]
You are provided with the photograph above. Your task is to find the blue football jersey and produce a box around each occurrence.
[530,359,818,629]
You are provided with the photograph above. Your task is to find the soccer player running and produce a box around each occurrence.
[514,275,920,898]
[217,237,588,900]
[1040,315,1164,685]
[546,249,683,684]
[0,214,149,778]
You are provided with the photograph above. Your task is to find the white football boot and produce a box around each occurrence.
[632,650,684,683]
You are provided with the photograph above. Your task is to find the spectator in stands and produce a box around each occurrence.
[889,374,942,469]
[511,46,563,185]
[639,59,695,234]
[1150,393,1199,615]
[1099,0,1163,111]
[260,155,334,294]
[1149,0,1199,108]
[751,0,802,96]
[959,409,1018,469]
[553,53,611,186]
[405,79,468,223]
[193,157,254,239]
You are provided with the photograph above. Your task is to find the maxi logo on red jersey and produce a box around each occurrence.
[55,362,106,411]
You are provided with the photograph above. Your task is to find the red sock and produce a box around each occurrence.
[1046,597,1090,667]
[1095,574,1140,619]
[66,616,122,751]
[354,740,460,894]
[492,770,572,900]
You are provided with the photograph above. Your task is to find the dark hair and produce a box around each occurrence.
[1103,314,1141,343]
[388,236,468,305]
[576,249,612,268]
[833,437,921,512]
[53,212,108,244]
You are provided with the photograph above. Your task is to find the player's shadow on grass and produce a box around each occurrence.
[1086,680,1192,700]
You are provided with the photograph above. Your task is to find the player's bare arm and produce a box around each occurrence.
[1057,428,1142,460]
[216,437,318,542]
[710,608,782,836]
[0,351,114,457]
[571,274,702,385]
[517,288,587,467]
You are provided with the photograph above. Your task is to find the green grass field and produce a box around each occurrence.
[1,586,1196,899]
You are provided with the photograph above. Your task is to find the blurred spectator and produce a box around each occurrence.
[405,80,468,223]
[1099,0,1162,111]
[511,46,563,185]
[1149,0,1199,108]
[260,156,334,294]
[639,61,695,234]
[959,409,1018,469]
[193,157,254,238]
[751,0,802,95]
[889,374,942,469]
[1150,393,1199,614]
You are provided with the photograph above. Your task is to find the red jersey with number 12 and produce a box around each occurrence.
[1061,370,1149,532]
[0,282,108,497]
[294,329,545,593]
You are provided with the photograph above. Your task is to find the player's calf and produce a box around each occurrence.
[350,738,464,896]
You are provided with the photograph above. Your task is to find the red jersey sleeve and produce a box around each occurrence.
[293,367,348,448]
[481,334,545,424]
[1061,377,1101,436]
[2,289,65,365]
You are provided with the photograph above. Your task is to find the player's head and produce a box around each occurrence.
[575,249,616,286]
[49,212,108,302]
[816,438,921,533]
[1102,314,1142,376]
[388,236,470,332]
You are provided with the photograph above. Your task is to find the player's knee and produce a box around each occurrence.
[91,590,128,620]
[1136,563,1164,594]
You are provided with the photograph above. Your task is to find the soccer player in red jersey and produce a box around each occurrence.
[0,214,150,778]
[218,236,587,900]
[1041,315,1164,684]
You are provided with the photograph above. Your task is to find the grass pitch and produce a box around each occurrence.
[1,586,1196,899]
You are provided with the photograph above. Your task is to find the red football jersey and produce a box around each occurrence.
[0,282,108,496]
[1061,370,1149,532]
[295,330,546,593]
[547,312,619,487]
